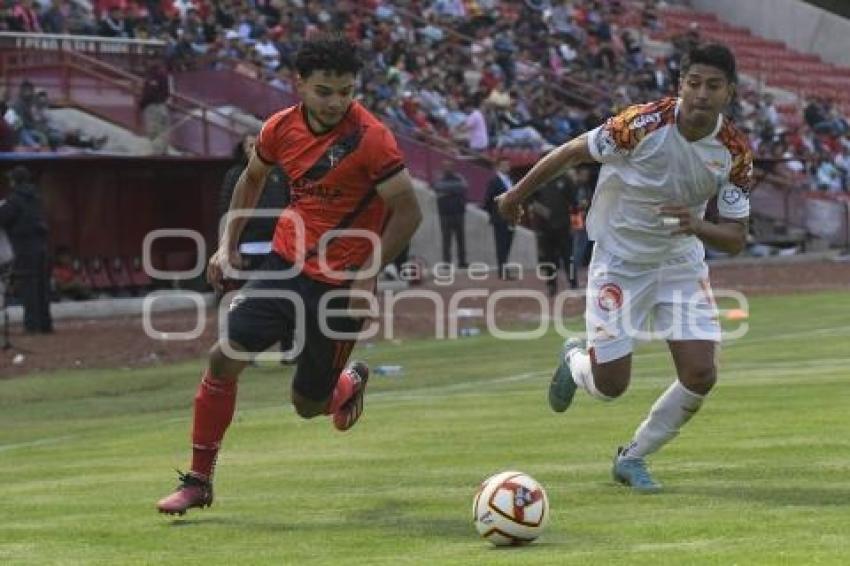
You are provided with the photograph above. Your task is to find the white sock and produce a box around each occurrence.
[568,349,613,402]
[620,380,704,460]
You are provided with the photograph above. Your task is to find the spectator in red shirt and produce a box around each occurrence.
[51,246,93,300]
[11,0,42,32]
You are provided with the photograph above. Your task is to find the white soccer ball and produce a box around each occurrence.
[472,470,549,546]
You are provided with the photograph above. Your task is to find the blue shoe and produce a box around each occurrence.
[612,447,662,493]
[548,338,585,413]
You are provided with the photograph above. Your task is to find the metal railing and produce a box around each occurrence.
[0,31,164,74]
[0,47,244,155]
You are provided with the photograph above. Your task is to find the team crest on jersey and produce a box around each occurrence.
[597,283,624,312]
[595,128,621,157]
[327,145,347,169]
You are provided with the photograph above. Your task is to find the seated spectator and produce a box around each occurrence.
[98,6,131,38]
[32,89,108,150]
[12,80,45,148]
[0,100,18,151]
[31,90,65,149]
[455,94,489,152]
[10,0,42,33]
[51,246,93,301]
[816,155,844,193]
[65,1,98,35]
[42,0,69,34]
[253,30,281,71]
[268,66,294,93]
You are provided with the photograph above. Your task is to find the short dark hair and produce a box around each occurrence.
[294,34,363,79]
[681,43,737,84]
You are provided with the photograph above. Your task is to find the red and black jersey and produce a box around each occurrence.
[256,101,405,285]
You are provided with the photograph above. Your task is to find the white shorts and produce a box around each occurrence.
[586,245,720,363]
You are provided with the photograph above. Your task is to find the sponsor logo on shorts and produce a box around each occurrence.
[597,283,624,312]
[229,294,246,311]
[594,325,617,340]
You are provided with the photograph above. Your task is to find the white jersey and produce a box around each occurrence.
[585,97,753,263]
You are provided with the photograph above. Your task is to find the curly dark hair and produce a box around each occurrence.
[294,33,363,79]
[681,43,737,84]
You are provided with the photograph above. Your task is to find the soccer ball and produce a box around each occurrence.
[472,470,549,546]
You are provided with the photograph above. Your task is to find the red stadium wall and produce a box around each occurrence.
[1,156,230,268]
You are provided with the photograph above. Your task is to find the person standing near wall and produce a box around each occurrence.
[433,159,469,268]
[529,175,578,295]
[483,157,515,279]
[139,62,170,155]
[0,166,52,333]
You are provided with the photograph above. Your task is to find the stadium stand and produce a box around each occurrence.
[86,256,114,295]
[106,255,135,295]
[2,0,849,306]
[128,255,153,292]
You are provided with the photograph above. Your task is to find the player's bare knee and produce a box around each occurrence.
[591,358,631,399]
[596,377,629,399]
[208,342,246,381]
[680,365,716,395]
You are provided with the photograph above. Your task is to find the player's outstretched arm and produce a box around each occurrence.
[375,168,422,268]
[496,133,594,223]
[345,169,422,317]
[207,150,273,290]
[219,150,273,249]
[660,204,749,255]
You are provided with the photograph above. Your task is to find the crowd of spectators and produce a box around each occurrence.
[732,89,850,193]
[1,0,848,193]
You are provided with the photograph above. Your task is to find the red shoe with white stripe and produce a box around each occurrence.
[332,362,369,431]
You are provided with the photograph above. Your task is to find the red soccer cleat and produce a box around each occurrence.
[156,471,214,516]
[333,362,370,431]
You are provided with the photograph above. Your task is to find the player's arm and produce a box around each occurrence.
[207,150,273,290]
[346,169,421,318]
[219,150,273,251]
[700,216,748,255]
[374,168,422,268]
[661,205,748,255]
[662,144,753,256]
[497,133,594,222]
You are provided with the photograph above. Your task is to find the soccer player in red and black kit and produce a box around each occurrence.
[156,35,422,515]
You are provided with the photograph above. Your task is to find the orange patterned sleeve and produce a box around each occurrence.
[587,98,677,163]
[720,125,754,192]
[716,122,753,219]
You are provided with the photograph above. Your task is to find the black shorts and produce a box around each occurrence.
[225,252,363,401]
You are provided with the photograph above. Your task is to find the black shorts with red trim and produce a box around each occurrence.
[225,252,363,401]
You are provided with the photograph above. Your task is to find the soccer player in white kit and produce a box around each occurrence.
[496,44,752,492]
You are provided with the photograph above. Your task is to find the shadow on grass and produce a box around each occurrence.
[679,484,850,507]
[345,498,471,540]
[162,501,470,538]
[163,499,570,548]
[166,516,291,532]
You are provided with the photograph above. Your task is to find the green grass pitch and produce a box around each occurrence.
[2,291,849,565]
